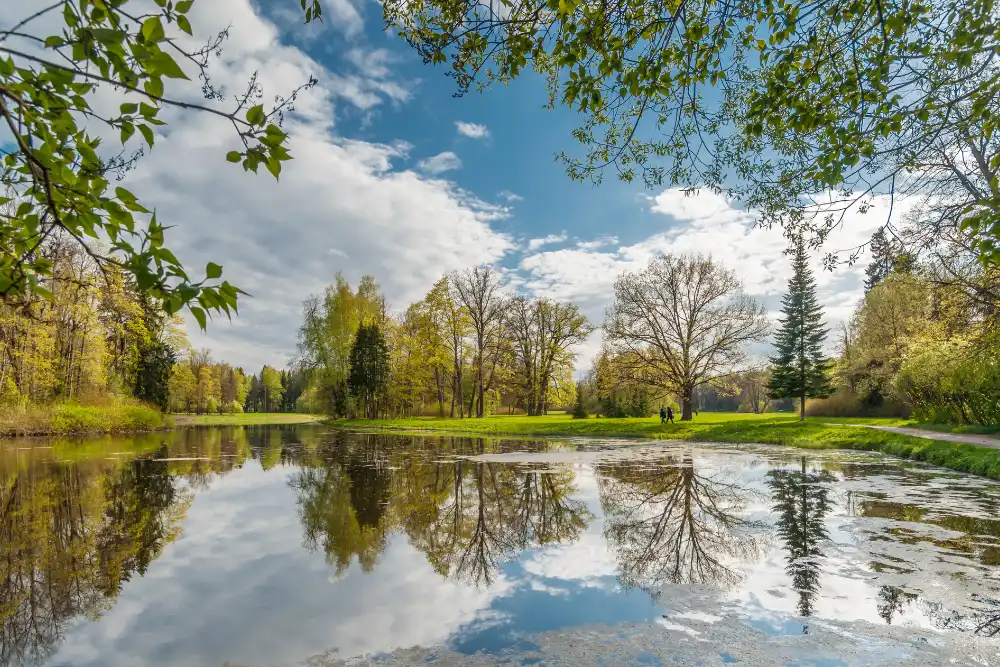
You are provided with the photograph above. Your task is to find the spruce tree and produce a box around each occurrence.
[768,240,834,420]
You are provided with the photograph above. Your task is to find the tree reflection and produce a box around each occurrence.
[290,432,393,575]
[876,585,917,625]
[766,457,835,623]
[0,453,188,666]
[597,456,764,593]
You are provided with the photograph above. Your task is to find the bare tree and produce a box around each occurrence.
[507,296,594,415]
[604,254,770,420]
[451,266,507,417]
[738,365,772,414]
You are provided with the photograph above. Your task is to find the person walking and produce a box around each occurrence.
[666,407,674,424]
[659,406,667,424]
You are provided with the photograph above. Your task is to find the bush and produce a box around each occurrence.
[224,400,244,414]
[205,396,219,414]
[894,334,1000,425]
[805,388,909,418]
[0,397,168,436]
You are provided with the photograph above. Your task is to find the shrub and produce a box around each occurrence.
[206,396,219,414]
[895,334,1000,425]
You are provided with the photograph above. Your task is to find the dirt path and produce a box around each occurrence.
[866,425,1000,450]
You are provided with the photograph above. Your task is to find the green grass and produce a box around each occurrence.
[328,412,1000,480]
[174,412,323,427]
[0,400,172,437]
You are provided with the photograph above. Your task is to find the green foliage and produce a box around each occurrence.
[133,341,176,411]
[768,240,833,419]
[0,398,169,436]
[384,0,1000,263]
[0,1,321,317]
[600,385,650,418]
[205,395,219,415]
[348,324,390,419]
[571,382,588,419]
[895,334,1000,426]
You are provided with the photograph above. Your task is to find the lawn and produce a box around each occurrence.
[174,413,323,427]
[328,412,1000,480]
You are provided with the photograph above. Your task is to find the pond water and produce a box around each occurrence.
[2,425,999,666]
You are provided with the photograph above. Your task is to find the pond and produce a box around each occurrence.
[1,425,998,666]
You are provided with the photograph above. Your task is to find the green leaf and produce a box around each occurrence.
[141,17,166,43]
[206,262,223,279]
[176,0,195,12]
[144,77,164,98]
[226,151,242,163]
[190,306,207,330]
[120,102,138,114]
[177,15,192,35]
[246,104,266,126]
[148,51,188,79]
[139,124,155,147]
[44,36,65,48]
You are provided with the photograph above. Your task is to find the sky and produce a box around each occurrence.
[87,0,901,371]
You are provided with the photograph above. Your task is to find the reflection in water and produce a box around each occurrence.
[292,433,590,585]
[0,452,189,666]
[766,457,835,624]
[2,428,1000,665]
[597,455,764,592]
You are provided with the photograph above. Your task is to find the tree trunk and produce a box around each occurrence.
[681,389,693,421]
[434,368,445,417]
[799,393,806,421]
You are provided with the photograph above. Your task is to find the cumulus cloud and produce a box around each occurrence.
[520,188,906,369]
[456,121,490,139]
[107,1,510,370]
[417,151,463,175]
[527,233,569,251]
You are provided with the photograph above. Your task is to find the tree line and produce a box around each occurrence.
[295,269,593,419]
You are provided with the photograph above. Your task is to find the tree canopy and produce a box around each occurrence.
[0,0,322,323]
[383,0,1000,263]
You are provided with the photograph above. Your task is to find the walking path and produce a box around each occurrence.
[864,425,1000,450]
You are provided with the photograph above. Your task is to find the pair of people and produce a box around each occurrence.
[659,406,674,424]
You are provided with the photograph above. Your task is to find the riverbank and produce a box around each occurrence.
[0,401,171,437]
[173,413,323,427]
[328,413,1000,480]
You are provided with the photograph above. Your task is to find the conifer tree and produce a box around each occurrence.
[768,240,834,420]
[571,382,588,419]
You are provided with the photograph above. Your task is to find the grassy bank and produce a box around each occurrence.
[328,413,1000,480]
[0,400,171,437]
[173,413,323,427]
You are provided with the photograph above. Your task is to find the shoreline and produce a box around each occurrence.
[325,414,1000,481]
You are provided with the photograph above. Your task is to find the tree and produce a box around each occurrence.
[571,382,588,419]
[865,229,917,292]
[768,241,834,420]
[167,362,196,412]
[0,1,323,319]
[133,341,175,411]
[604,254,770,420]
[507,296,594,415]
[297,274,386,417]
[260,366,284,413]
[737,367,772,414]
[348,324,390,419]
[451,267,506,418]
[382,0,1000,264]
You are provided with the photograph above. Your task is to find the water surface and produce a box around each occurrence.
[1,425,998,666]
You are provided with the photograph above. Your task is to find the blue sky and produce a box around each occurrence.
[105,0,902,371]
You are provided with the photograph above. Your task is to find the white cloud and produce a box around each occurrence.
[527,233,568,251]
[456,121,490,139]
[499,190,523,202]
[520,188,907,365]
[417,151,463,175]
[576,236,618,250]
[107,1,510,370]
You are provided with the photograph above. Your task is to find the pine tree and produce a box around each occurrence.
[768,240,834,420]
[571,382,588,419]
